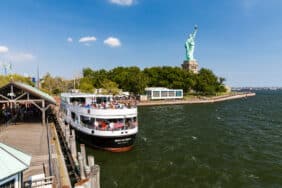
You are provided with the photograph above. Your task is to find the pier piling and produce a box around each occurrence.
[88,156,95,167]
[78,152,86,180]
[51,108,101,188]
[80,144,87,167]
[70,129,77,160]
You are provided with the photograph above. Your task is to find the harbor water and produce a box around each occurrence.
[84,90,282,188]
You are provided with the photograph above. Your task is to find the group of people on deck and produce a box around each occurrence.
[74,100,137,110]
[94,119,137,131]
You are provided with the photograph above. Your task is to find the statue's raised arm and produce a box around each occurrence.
[192,25,198,39]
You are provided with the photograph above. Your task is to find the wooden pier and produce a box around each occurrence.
[0,82,101,188]
[0,122,50,180]
[0,119,101,187]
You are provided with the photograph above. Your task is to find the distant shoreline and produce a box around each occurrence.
[138,92,256,106]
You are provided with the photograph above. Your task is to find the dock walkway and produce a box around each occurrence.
[0,122,50,181]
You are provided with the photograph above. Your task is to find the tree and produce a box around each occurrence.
[82,67,94,77]
[79,66,226,96]
[0,74,34,87]
[41,73,69,94]
[41,73,54,94]
[143,66,195,93]
[101,79,120,95]
[79,77,94,93]
[193,68,226,95]
[109,66,148,94]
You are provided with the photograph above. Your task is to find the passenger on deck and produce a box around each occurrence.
[109,122,114,130]
[94,121,99,129]
[101,121,107,130]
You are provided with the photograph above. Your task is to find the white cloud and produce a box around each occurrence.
[79,36,97,43]
[109,0,134,6]
[0,45,35,63]
[67,37,73,42]
[7,52,35,62]
[0,46,9,53]
[104,37,121,47]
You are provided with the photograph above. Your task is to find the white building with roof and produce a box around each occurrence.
[0,143,31,188]
[145,87,183,100]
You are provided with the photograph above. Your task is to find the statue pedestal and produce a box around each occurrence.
[182,60,199,74]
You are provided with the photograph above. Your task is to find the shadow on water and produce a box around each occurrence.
[83,90,282,188]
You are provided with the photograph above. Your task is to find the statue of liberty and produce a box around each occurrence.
[185,25,198,61]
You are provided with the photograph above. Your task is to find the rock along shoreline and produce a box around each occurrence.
[138,92,256,107]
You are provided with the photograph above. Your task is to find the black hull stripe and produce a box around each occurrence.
[72,127,136,150]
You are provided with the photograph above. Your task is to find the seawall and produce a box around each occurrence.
[138,92,256,107]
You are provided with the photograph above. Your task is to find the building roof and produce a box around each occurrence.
[0,143,31,180]
[0,82,56,105]
[14,82,56,104]
[145,87,183,91]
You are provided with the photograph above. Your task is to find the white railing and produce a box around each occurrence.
[23,176,55,188]
[69,105,137,118]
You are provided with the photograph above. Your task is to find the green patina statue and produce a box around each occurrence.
[185,25,198,61]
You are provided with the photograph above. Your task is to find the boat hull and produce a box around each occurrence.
[72,126,137,152]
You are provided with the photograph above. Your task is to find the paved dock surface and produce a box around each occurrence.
[0,122,50,181]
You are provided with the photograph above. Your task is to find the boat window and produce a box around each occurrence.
[80,116,95,127]
[95,118,122,130]
[95,118,109,129]
[93,117,137,131]
[70,97,86,104]
[125,117,137,128]
[96,97,108,104]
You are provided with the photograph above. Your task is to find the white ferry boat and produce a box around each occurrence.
[60,93,138,152]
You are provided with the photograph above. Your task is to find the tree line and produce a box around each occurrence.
[0,66,226,96]
[0,73,72,95]
[0,74,34,87]
[80,66,226,95]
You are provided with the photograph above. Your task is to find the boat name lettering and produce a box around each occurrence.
[115,138,132,142]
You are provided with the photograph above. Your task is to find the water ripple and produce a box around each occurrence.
[85,90,282,188]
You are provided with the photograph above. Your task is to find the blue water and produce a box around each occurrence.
[85,90,282,188]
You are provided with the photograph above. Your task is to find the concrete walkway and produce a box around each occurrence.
[138,92,256,106]
[0,122,50,181]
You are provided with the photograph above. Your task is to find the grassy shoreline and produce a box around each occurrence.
[138,92,256,106]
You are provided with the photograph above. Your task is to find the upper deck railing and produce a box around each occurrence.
[69,100,138,110]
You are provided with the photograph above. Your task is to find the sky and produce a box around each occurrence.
[0,0,282,87]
